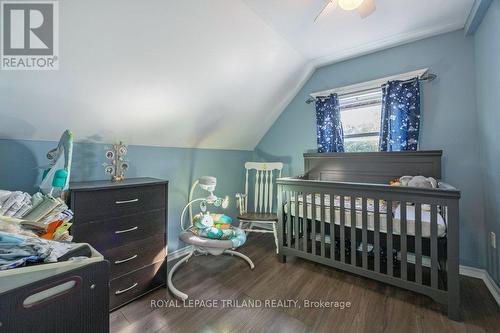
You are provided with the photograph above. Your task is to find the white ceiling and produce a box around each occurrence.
[243,0,475,63]
[0,0,474,150]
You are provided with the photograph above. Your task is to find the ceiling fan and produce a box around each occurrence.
[315,0,376,22]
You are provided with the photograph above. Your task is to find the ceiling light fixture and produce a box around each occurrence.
[338,0,364,11]
[314,0,376,22]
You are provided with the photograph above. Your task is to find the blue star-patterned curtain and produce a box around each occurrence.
[379,79,421,151]
[315,93,345,153]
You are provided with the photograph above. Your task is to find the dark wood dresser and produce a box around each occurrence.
[69,177,168,311]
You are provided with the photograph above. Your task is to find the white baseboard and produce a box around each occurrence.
[167,246,193,262]
[460,265,500,306]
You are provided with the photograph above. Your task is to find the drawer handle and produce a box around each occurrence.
[114,254,138,265]
[115,198,139,204]
[114,282,138,295]
[115,226,138,234]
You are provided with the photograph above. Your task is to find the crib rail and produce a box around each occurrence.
[276,177,460,320]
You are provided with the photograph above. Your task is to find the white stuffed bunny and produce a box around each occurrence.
[399,175,438,189]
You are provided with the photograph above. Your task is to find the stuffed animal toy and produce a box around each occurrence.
[399,175,438,189]
[191,213,236,240]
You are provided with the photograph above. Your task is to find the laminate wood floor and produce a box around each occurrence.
[111,233,500,333]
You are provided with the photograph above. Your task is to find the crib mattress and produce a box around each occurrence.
[285,195,446,238]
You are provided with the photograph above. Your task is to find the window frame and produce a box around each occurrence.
[338,89,383,152]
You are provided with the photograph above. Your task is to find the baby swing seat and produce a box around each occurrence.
[167,177,254,301]
[168,227,254,300]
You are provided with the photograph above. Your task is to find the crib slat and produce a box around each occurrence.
[362,198,368,269]
[303,193,308,252]
[320,193,326,257]
[330,194,335,260]
[387,200,393,276]
[286,191,292,248]
[401,202,408,281]
[374,199,380,273]
[430,205,438,289]
[350,196,356,266]
[415,203,422,284]
[340,196,345,263]
[311,194,316,256]
[294,192,300,250]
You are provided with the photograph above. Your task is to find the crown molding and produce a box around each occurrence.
[311,20,466,69]
[465,0,492,35]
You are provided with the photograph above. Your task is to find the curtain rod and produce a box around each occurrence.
[305,72,437,104]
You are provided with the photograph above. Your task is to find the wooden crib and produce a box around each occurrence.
[276,151,461,320]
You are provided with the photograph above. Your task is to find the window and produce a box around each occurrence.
[339,90,382,152]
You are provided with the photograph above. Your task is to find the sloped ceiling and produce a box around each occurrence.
[243,0,474,63]
[0,0,474,150]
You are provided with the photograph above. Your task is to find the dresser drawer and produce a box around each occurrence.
[105,234,166,278]
[72,184,166,224]
[71,210,165,252]
[109,261,165,310]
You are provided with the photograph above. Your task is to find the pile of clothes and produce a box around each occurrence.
[0,231,92,270]
[0,190,84,270]
[0,190,74,241]
[0,231,74,270]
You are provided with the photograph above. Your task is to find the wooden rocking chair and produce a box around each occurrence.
[236,162,283,254]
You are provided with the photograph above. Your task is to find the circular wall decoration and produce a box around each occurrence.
[106,150,115,160]
[104,165,115,175]
[118,146,128,156]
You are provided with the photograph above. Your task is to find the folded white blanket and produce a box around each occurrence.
[0,191,32,218]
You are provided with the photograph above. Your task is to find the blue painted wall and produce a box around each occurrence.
[255,30,487,268]
[0,138,252,252]
[0,28,495,273]
[475,0,500,285]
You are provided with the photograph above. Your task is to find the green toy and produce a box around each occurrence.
[40,130,73,197]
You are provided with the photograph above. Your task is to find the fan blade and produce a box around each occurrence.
[314,0,338,22]
[358,0,376,18]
